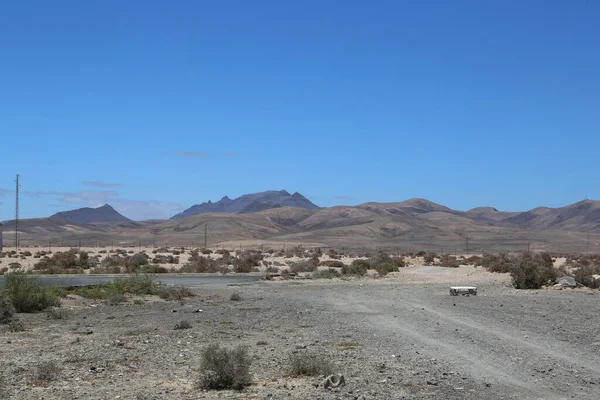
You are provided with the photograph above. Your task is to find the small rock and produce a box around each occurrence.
[323,374,345,389]
[295,344,307,349]
[427,380,439,386]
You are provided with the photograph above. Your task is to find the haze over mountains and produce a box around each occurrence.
[2,190,600,253]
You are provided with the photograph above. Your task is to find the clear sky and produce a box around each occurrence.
[1,0,599,221]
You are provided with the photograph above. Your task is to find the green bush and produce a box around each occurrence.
[288,353,334,377]
[0,273,63,313]
[230,293,242,301]
[479,253,512,273]
[312,268,341,279]
[198,344,252,390]
[233,251,263,273]
[0,296,15,324]
[33,249,96,273]
[342,260,369,276]
[289,260,318,273]
[510,253,557,289]
[369,252,403,276]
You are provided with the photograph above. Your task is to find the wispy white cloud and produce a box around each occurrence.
[60,190,118,206]
[224,152,236,158]
[82,181,122,188]
[175,149,212,158]
[27,188,181,220]
[0,188,11,197]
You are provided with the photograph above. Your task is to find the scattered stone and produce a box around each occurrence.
[556,277,577,288]
[323,374,345,389]
[295,344,307,349]
[427,380,439,386]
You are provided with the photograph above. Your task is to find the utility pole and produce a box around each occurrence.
[15,174,20,250]
[587,230,590,254]
[204,223,208,249]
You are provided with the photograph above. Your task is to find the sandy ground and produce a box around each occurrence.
[1,266,599,399]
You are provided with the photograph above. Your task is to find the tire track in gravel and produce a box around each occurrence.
[292,284,599,400]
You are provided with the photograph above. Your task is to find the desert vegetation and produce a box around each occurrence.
[198,344,252,390]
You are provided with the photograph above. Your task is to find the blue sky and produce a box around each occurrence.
[1,0,599,220]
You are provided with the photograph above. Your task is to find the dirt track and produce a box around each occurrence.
[1,266,599,399]
[284,280,600,399]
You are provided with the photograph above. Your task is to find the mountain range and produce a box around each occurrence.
[170,190,319,219]
[2,191,600,253]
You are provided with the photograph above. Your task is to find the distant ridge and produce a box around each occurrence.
[170,190,319,219]
[49,204,131,224]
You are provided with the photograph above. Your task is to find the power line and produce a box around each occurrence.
[15,174,20,250]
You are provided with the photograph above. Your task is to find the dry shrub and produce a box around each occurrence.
[510,252,557,289]
[198,344,252,390]
[35,361,61,382]
[423,253,436,265]
[288,353,334,377]
[312,268,341,279]
[233,251,263,273]
[290,260,318,273]
[152,254,178,264]
[479,253,512,273]
[33,249,96,273]
[439,255,459,268]
[342,260,369,276]
[369,252,404,276]
[158,286,195,301]
[45,307,69,320]
[0,296,15,324]
[319,260,345,268]
[181,252,222,273]
[230,293,242,301]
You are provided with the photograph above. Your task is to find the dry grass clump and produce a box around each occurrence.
[45,307,69,320]
[35,361,61,382]
[198,344,252,390]
[288,353,334,377]
[230,292,242,301]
